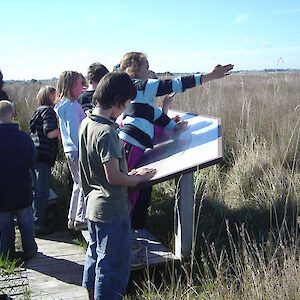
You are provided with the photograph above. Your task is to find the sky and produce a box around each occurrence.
[1,0,300,80]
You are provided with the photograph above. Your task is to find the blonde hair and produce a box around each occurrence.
[119,52,147,78]
[0,100,14,121]
[36,86,56,106]
[54,71,82,104]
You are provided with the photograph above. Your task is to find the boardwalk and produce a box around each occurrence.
[1,229,176,299]
[26,231,88,300]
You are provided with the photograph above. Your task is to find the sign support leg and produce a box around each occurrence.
[174,173,194,260]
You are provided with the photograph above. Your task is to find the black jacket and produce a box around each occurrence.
[29,106,59,167]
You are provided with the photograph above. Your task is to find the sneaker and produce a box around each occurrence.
[131,239,143,254]
[74,221,88,231]
[23,248,38,260]
[67,220,75,230]
[34,225,53,237]
[131,253,146,268]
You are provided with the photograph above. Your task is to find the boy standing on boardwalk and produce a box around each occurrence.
[0,100,38,260]
[78,62,109,112]
[79,72,156,300]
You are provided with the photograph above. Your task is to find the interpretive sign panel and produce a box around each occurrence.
[134,110,223,189]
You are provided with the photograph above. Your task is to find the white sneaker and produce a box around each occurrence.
[67,220,75,230]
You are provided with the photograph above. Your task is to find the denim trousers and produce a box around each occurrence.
[0,206,37,258]
[82,214,131,300]
[65,151,86,223]
[32,161,51,226]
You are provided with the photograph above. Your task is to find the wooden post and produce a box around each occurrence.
[174,172,194,259]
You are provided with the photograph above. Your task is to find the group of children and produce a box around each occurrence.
[0,55,233,299]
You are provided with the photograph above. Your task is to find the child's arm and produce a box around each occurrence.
[47,128,60,139]
[43,108,61,139]
[162,92,176,114]
[103,158,156,187]
[201,64,234,84]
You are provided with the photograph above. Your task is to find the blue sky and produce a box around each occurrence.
[1,0,299,80]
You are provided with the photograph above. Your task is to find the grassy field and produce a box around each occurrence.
[4,71,300,299]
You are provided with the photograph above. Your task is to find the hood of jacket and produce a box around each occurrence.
[54,98,71,119]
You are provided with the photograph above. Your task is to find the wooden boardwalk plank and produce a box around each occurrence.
[25,231,88,300]
[23,229,177,299]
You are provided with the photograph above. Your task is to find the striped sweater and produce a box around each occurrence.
[29,106,59,167]
[119,74,202,150]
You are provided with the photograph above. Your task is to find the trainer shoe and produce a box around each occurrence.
[74,221,88,231]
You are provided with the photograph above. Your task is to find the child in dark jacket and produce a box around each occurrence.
[0,100,38,260]
[78,63,109,112]
[29,86,60,235]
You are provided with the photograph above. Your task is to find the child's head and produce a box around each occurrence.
[119,52,150,80]
[36,86,56,107]
[55,71,84,104]
[87,63,109,85]
[0,100,14,123]
[93,72,137,112]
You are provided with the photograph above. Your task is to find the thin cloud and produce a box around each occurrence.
[235,12,252,23]
[271,8,300,14]
[0,35,21,42]
[241,38,270,48]
[0,34,37,43]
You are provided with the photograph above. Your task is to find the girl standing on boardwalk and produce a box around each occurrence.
[118,52,233,229]
[54,71,87,230]
[29,86,60,235]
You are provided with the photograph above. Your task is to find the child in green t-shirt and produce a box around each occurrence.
[79,72,156,300]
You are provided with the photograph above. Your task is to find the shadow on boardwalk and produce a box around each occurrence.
[26,231,88,300]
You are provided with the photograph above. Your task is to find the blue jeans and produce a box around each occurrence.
[32,161,51,226]
[82,214,131,300]
[0,206,37,258]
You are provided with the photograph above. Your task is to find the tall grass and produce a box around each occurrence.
[4,72,300,298]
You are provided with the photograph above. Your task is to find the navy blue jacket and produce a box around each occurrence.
[0,123,37,211]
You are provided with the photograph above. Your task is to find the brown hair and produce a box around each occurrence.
[93,72,137,109]
[87,63,109,84]
[36,86,56,106]
[119,52,147,78]
[54,71,83,104]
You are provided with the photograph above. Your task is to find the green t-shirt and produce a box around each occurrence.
[79,113,130,223]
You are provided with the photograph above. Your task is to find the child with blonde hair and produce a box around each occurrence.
[29,86,60,235]
[54,71,87,230]
[118,51,233,230]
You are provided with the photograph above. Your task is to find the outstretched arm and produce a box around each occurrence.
[201,64,234,84]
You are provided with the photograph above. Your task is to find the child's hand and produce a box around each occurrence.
[174,120,188,131]
[202,64,234,83]
[129,169,138,176]
[172,115,181,123]
[211,64,234,79]
[162,92,176,114]
[136,167,156,180]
